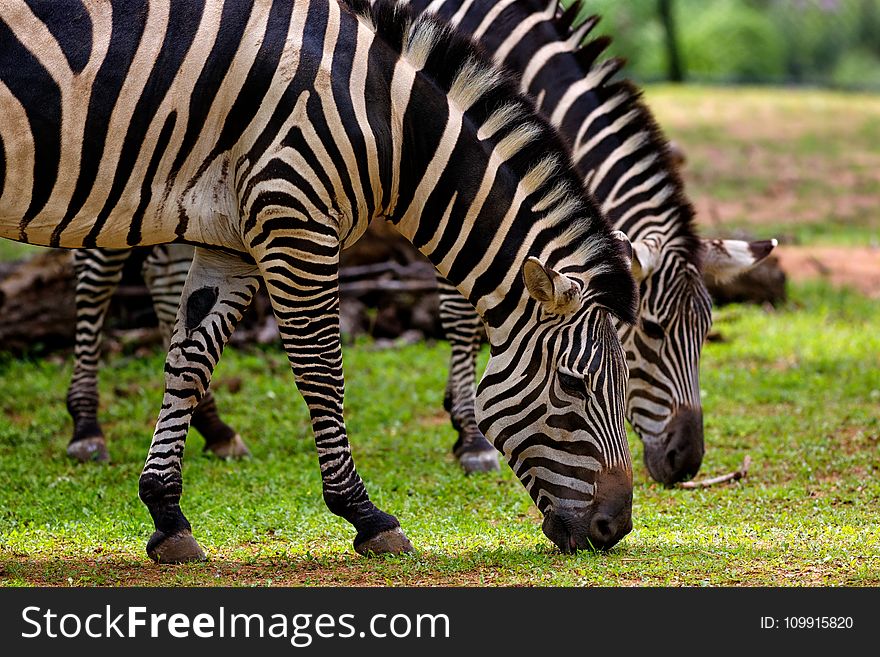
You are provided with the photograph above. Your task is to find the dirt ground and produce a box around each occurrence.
[773,245,880,298]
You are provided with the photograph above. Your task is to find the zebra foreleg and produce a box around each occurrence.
[143,245,250,459]
[258,243,414,557]
[437,278,499,473]
[66,248,133,463]
[138,248,260,563]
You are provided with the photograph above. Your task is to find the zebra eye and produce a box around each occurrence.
[557,371,585,397]
[641,319,665,340]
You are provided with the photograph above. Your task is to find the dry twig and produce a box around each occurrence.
[676,455,752,489]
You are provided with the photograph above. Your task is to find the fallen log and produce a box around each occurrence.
[0,230,447,354]
[0,249,77,353]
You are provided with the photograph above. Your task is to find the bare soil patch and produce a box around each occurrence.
[774,245,880,298]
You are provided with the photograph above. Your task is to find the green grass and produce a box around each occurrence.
[0,241,46,263]
[1,281,878,586]
[644,85,880,246]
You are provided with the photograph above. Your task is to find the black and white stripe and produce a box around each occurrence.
[1,0,638,557]
[408,0,776,483]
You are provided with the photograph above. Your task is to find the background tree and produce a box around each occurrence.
[658,0,684,81]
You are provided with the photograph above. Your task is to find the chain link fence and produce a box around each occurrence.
[572,0,880,90]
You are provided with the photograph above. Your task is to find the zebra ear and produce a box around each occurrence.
[701,238,778,283]
[610,230,633,268]
[631,240,660,283]
[522,257,582,315]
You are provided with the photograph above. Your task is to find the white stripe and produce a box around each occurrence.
[493,2,556,66]
[520,40,571,90]
[549,59,619,128]
[349,18,383,215]
[0,80,34,234]
[472,0,518,41]
[386,59,418,216]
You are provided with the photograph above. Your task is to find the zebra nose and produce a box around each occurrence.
[644,406,704,485]
[542,467,633,553]
[586,506,633,551]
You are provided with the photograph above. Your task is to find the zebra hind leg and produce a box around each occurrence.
[191,392,250,458]
[66,248,132,463]
[138,248,260,563]
[257,239,414,557]
[143,244,250,459]
[437,278,499,473]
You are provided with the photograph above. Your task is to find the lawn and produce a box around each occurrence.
[645,85,880,247]
[1,280,878,587]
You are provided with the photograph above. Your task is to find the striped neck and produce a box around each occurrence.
[348,1,635,341]
[408,0,701,265]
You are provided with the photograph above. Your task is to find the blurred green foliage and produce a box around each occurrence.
[569,0,880,90]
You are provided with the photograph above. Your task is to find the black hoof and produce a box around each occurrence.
[459,449,500,474]
[354,527,415,556]
[67,437,109,463]
[146,530,207,564]
[204,433,250,459]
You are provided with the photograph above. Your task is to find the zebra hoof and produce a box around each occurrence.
[205,434,250,459]
[354,527,415,556]
[147,530,207,564]
[459,449,500,474]
[66,437,109,463]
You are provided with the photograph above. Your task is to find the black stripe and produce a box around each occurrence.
[282,124,336,209]
[332,7,375,223]
[364,34,394,212]
[217,0,306,237]
[487,404,547,453]
[24,0,92,74]
[243,158,330,234]
[168,0,254,177]
[0,19,62,234]
[517,455,598,484]
[201,0,295,188]
[128,111,178,246]
[301,103,356,237]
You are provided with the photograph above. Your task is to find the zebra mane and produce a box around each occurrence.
[344,0,638,323]
[544,0,703,269]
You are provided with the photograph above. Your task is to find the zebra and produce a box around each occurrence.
[0,0,639,559]
[66,245,250,462]
[406,0,777,481]
[62,0,776,480]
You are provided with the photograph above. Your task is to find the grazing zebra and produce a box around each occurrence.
[63,0,776,480]
[0,0,639,559]
[407,0,777,482]
[66,244,250,462]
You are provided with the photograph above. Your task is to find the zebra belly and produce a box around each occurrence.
[1,153,243,252]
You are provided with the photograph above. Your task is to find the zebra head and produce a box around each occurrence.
[621,237,777,485]
[475,254,635,553]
